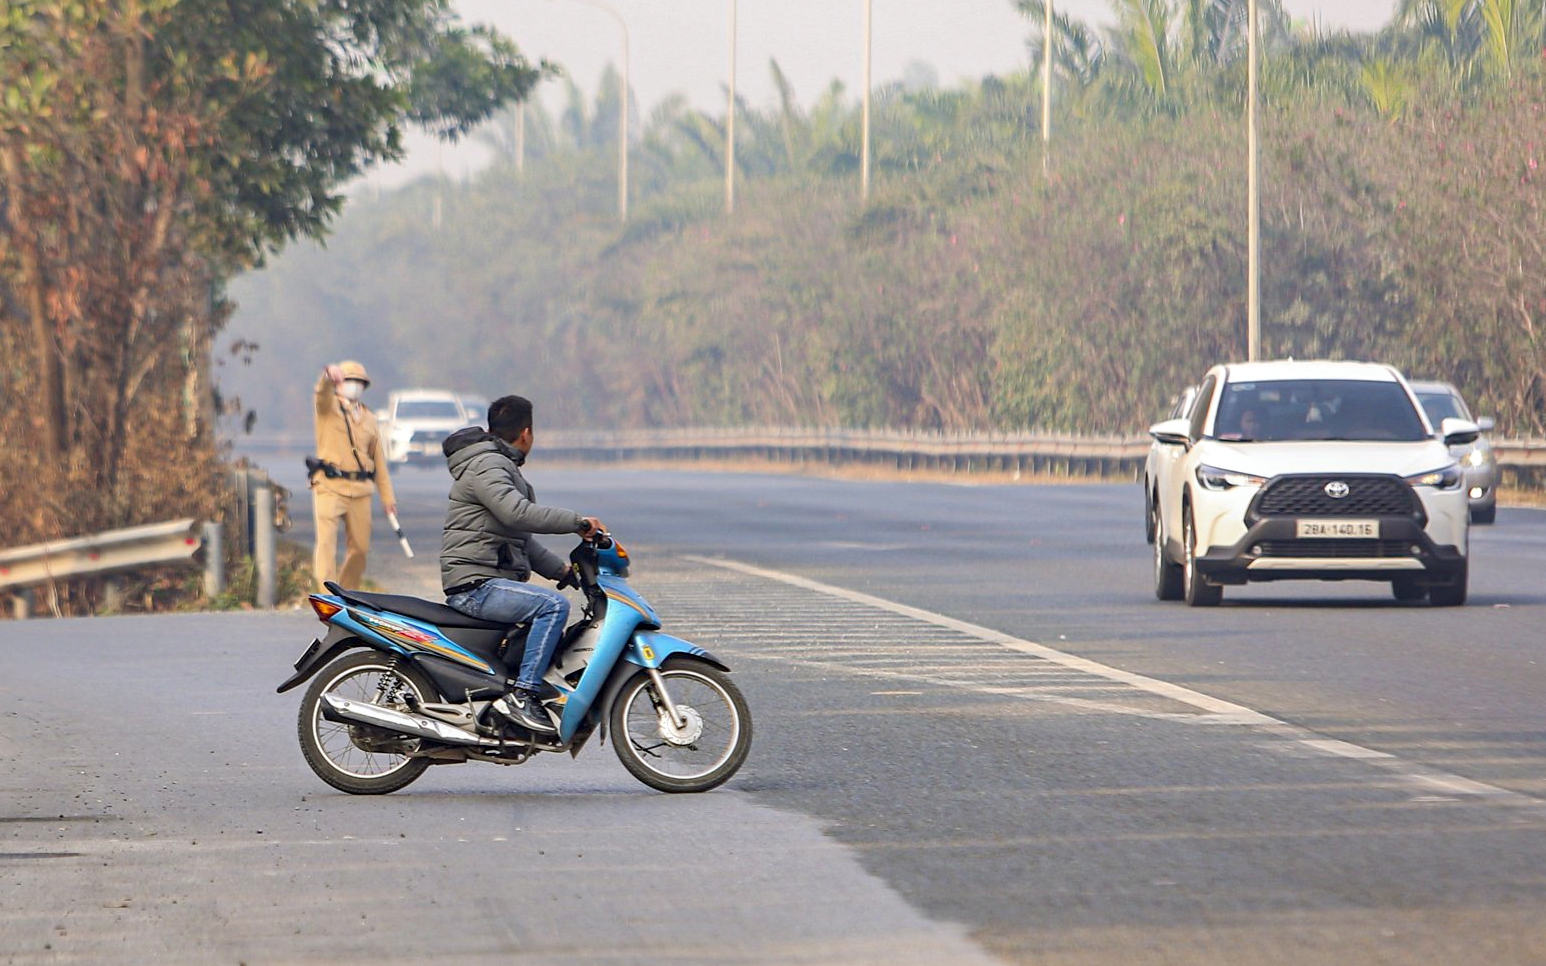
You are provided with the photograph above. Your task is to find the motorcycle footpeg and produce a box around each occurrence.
[481,710,561,745]
[475,705,546,739]
[482,722,563,751]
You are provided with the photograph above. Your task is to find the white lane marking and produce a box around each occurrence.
[1298,739,1394,760]
[687,555,1269,718]
[757,652,1207,718]
[685,554,1545,809]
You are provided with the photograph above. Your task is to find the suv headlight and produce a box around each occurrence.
[1461,448,1488,468]
[1404,464,1463,489]
[1196,465,1268,491]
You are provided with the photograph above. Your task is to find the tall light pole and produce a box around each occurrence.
[515,101,526,177]
[1041,0,1052,175]
[1246,0,1260,361]
[860,0,872,201]
[562,0,629,222]
[725,0,736,215]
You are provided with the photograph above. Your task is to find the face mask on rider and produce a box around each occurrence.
[339,380,365,402]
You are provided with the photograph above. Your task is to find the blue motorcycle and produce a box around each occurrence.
[277,533,751,795]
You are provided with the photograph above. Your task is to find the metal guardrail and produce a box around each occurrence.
[1493,439,1546,467]
[536,428,1546,484]
[231,428,1546,482]
[0,519,203,593]
[537,427,1149,478]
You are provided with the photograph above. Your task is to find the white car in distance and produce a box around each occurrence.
[1148,361,1478,607]
[1143,384,1198,544]
[379,389,471,466]
[1409,380,1497,524]
[458,394,490,428]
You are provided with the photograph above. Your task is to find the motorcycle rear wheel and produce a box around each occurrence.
[298,650,435,795]
[610,657,752,793]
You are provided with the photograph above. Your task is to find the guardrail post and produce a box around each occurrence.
[102,577,125,613]
[203,521,225,598]
[254,485,276,609]
[11,590,31,620]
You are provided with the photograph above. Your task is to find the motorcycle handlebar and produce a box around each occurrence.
[568,532,609,591]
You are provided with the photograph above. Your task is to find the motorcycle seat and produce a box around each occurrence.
[324,582,510,631]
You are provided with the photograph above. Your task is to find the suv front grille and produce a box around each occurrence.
[409,429,451,444]
[1257,539,1414,558]
[1255,476,1417,517]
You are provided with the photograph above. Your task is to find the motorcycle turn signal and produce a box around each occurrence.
[309,596,343,622]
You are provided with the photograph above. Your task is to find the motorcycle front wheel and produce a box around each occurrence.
[610,658,752,793]
[298,650,435,795]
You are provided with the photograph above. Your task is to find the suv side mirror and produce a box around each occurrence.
[1149,417,1192,447]
[1440,417,1481,447]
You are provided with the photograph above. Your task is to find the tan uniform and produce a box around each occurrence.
[311,374,396,591]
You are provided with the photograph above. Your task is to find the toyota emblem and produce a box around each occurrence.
[1324,481,1350,499]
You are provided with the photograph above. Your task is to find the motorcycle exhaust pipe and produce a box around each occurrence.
[321,693,502,748]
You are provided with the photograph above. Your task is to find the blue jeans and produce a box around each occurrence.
[446,579,570,692]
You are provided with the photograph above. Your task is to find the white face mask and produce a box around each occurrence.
[339,380,365,402]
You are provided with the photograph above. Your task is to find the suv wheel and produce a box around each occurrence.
[1144,488,1157,544]
[1182,505,1223,607]
[1154,507,1183,601]
[1428,562,1468,607]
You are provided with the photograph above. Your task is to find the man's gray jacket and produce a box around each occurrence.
[440,428,586,594]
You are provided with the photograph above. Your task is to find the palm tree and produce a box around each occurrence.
[1017,0,1292,115]
[1476,0,1528,78]
[1018,0,1110,97]
[1389,0,1542,82]
[1111,0,1179,103]
[1361,57,1416,118]
[476,98,560,169]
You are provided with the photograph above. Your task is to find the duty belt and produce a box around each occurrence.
[307,456,374,482]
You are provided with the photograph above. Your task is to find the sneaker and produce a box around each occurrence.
[491,690,556,734]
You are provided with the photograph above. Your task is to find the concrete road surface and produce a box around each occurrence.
[6,464,1546,964]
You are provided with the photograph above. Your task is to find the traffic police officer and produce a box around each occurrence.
[310,360,396,591]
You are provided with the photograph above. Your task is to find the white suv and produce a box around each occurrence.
[1148,361,1478,607]
[379,389,471,466]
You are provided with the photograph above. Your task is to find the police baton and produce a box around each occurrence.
[385,510,414,558]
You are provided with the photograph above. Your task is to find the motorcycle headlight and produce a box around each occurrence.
[1462,448,1488,468]
[1404,464,1463,489]
[1196,465,1268,491]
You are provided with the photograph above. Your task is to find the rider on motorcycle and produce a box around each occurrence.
[440,395,602,733]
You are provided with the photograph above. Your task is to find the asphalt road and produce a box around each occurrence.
[5,461,1546,965]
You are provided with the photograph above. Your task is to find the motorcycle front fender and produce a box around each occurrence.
[626,629,730,672]
[275,624,364,693]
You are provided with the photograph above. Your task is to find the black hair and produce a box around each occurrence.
[487,395,533,442]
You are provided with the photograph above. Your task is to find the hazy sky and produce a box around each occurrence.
[380,0,1400,185]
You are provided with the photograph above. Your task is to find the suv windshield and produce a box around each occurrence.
[1213,379,1428,443]
[1415,391,1467,425]
[396,401,463,420]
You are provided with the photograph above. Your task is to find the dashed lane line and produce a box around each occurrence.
[684,555,1266,718]
[681,554,1545,810]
